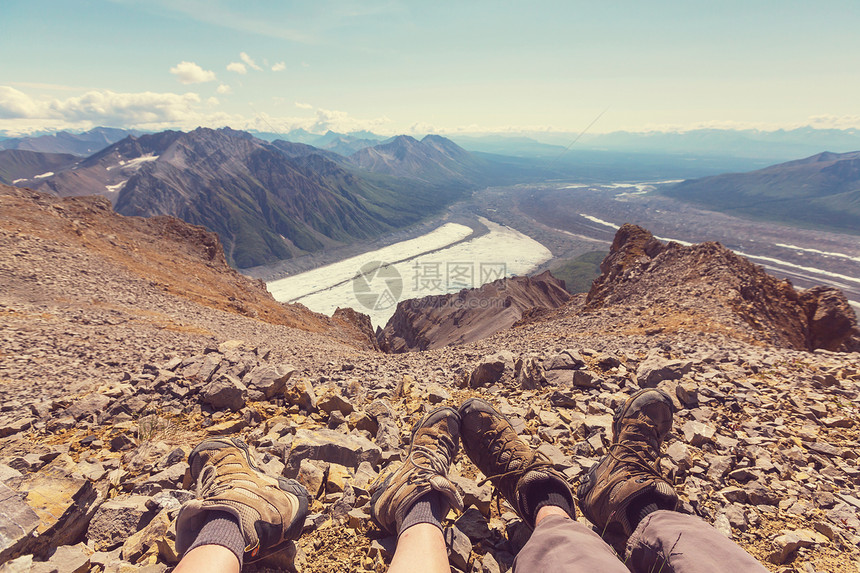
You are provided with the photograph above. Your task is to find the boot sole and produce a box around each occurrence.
[369,472,394,531]
[458,397,514,462]
[576,456,603,526]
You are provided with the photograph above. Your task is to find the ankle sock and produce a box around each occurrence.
[185,510,245,567]
[398,491,445,536]
[526,480,575,523]
[627,498,661,530]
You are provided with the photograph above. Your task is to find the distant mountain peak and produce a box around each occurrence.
[387,134,421,145]
[348,134,483,185]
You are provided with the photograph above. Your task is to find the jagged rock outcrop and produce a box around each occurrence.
[332,307,380,351]
[586,224,859,351]
[377,271,571,352]
[799,286,860,351]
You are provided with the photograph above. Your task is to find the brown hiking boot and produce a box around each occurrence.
[175,437,309,562]
[370,406,464,535]
[459,397,575,528]
[577,389,679,549]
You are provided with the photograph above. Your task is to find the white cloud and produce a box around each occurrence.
[807,114,860,130]
[0,86,43,118]
[216,84,231,94]
[227,62,247,74]
[407,121,438,135]
[307,106,390,134]
[0,85,218,131]
[271,62,286,72]
[239,52,262,71]
[0,86,394,135]
[239,106,391,137]
[169,61,216,84]
[49,90,203,125]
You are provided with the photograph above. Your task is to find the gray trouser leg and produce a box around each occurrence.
[626,510,769,573]
[512,511,768,572]
[512,514,629,572]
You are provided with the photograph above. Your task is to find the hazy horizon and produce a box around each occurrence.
[2,1,859,138]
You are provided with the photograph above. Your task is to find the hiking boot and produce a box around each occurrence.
[577,389,679,549]
[370,406,464,535]
[175,437,309,562]
[459,397,575,528]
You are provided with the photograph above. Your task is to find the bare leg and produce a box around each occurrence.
[388,523,450,573]
[174,544,240,573]
[535,504,571,525]
[371,408,463,572]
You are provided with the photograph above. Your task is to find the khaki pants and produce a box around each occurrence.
[513,511,768,573]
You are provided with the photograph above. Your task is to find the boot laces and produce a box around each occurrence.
[406,431,456,482]
[474,427,555,514]
[608,422,664,479]
[196,463,232,498]
[195,457,262,556]
[195,449,248,499]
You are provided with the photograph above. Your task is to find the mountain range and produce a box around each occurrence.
[6,125,860,272]
[2,128,487,268]
[454,127,860,163]
[0,149,78,186]
[250,128,384,156]
[664,150,860,234]
[0,127,139,156]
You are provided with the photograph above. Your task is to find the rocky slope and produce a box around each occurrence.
[0,184,377,394]
[1,194,859,573]
[378,271,571,352]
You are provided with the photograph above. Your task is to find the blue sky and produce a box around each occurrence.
[1,0,859,136]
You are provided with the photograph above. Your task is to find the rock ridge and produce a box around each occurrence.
[377,271,571,352]
[586,224,859,352]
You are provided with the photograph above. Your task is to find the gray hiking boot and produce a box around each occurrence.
[370,406,464,535]
[175,437,310,562]
[577,389,679,549]
[459,397,575,528]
